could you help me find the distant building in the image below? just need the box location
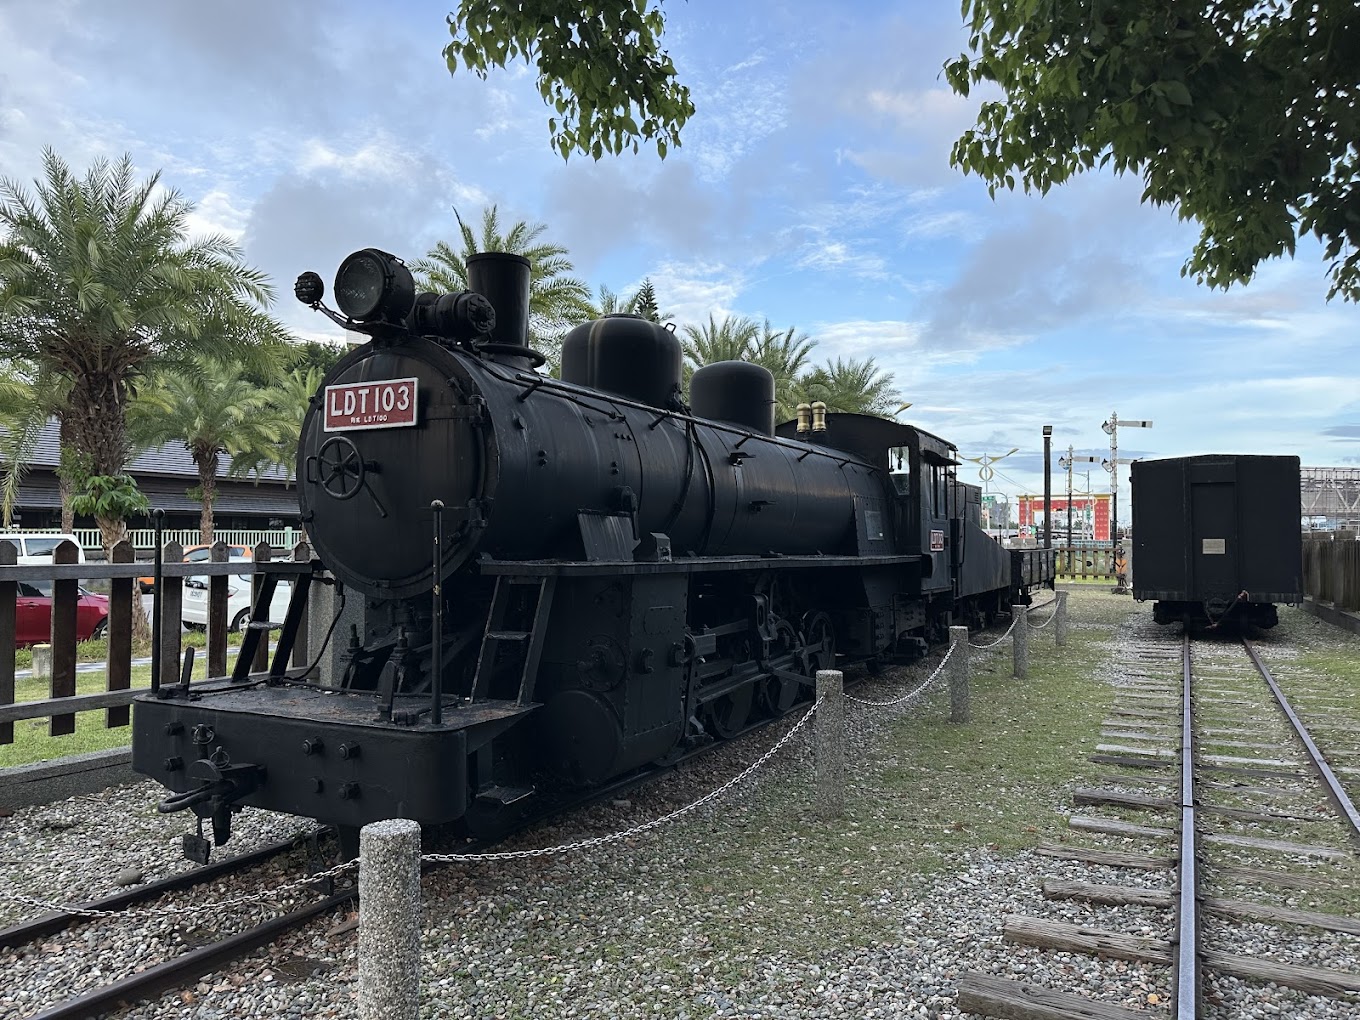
[1301,467,1360,531]
[0,419,300,536]
[1015,493,1112,543]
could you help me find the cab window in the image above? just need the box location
[888,446,911,496]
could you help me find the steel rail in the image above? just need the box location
[25,890,354,1020]
[16,683,823,1020]
[0,829,325,951]
[1175,633,1201,1020]
[1242,637,1360,844]
[20,650,924,1019]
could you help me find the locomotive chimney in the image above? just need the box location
[466,252,531,348]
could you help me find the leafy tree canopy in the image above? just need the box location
[414,205,592,370]
[945,0,1360,300]
[444,0,694,160]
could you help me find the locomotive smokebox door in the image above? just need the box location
[299,341,493,598]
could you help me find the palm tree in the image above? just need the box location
[128,356,286,543]
[228,364,326,484]
[679,314,759,370]
[749,321,816,423]
[798,356,901,416]
[0,364,77,528]
[413,205,592,367]
[584,278,676,323]
[584,283,637,319]
[0,148,287,553]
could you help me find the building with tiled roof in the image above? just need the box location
[2,419,300,534]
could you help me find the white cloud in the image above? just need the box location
[647,260,748,325]
[183,187,251,242]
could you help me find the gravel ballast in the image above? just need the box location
[2,588,1357,1019]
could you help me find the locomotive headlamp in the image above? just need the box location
[333,248,415,323]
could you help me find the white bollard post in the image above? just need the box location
[32,643,53,681]
[359,818,422,1020]
[1055,590,1069,648]
[948,625,970,723]
[1012,605,1029,680]
[814,669,844,819]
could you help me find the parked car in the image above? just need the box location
[140,544,253,593]
[16,581,109,645]
[0,533,87,565]
[182,571,292,633]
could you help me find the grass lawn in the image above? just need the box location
[1,629,249,768]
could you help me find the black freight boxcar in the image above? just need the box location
[1131,455,1302,629]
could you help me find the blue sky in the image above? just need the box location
[2,0,1357,523]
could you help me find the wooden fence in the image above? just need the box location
[1303,533,1360,611]
[1053,546,1120,581]
[0,539,314,748]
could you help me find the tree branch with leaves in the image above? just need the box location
[444,0,695,160]
[945,0,1360,300]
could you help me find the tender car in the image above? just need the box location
[16,581,109,645]
[140,544,253,593]
[181,569,292,633]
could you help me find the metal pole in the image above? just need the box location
[1065,445,1074,550]
[1109,411,1119,565]
[430,500,444,726]
[1043,428,1053,549]
[150,508,163,694]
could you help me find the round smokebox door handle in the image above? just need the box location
[317,435,366,500]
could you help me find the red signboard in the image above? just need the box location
[324,378,418,432]
[1017,494,1111,542]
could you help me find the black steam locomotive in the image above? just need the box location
[132,250,1054,857]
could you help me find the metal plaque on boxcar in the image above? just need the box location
[324,378,418,432]
[930,529,945,551]
[1201,537,1226,555]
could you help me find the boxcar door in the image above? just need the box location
[1189,459,1240,598]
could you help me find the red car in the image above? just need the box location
[15,582,110,646]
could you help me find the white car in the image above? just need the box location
[182,570,293,633]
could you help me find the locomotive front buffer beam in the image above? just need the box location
[133,684,532,862]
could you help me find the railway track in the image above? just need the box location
[960,629,1360,1018]
[9,657,882,1020]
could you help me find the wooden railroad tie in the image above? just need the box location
[1003,917,1360,998]
[956,972,1148,1020]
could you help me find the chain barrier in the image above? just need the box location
[0,856,358,920]
[843,642,954,707]
[970,616,1018,649]
[421,700,821,863]
[1027,598,1059,629]
[2,704,828,919]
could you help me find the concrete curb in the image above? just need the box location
[0,747,138,812]
[1300,597,1360,637]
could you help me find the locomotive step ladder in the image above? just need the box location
[470,575,557,706]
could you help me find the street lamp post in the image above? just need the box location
[1101,412,1152,591]
[965,448,1019,538]
[1042,426,1053,549]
